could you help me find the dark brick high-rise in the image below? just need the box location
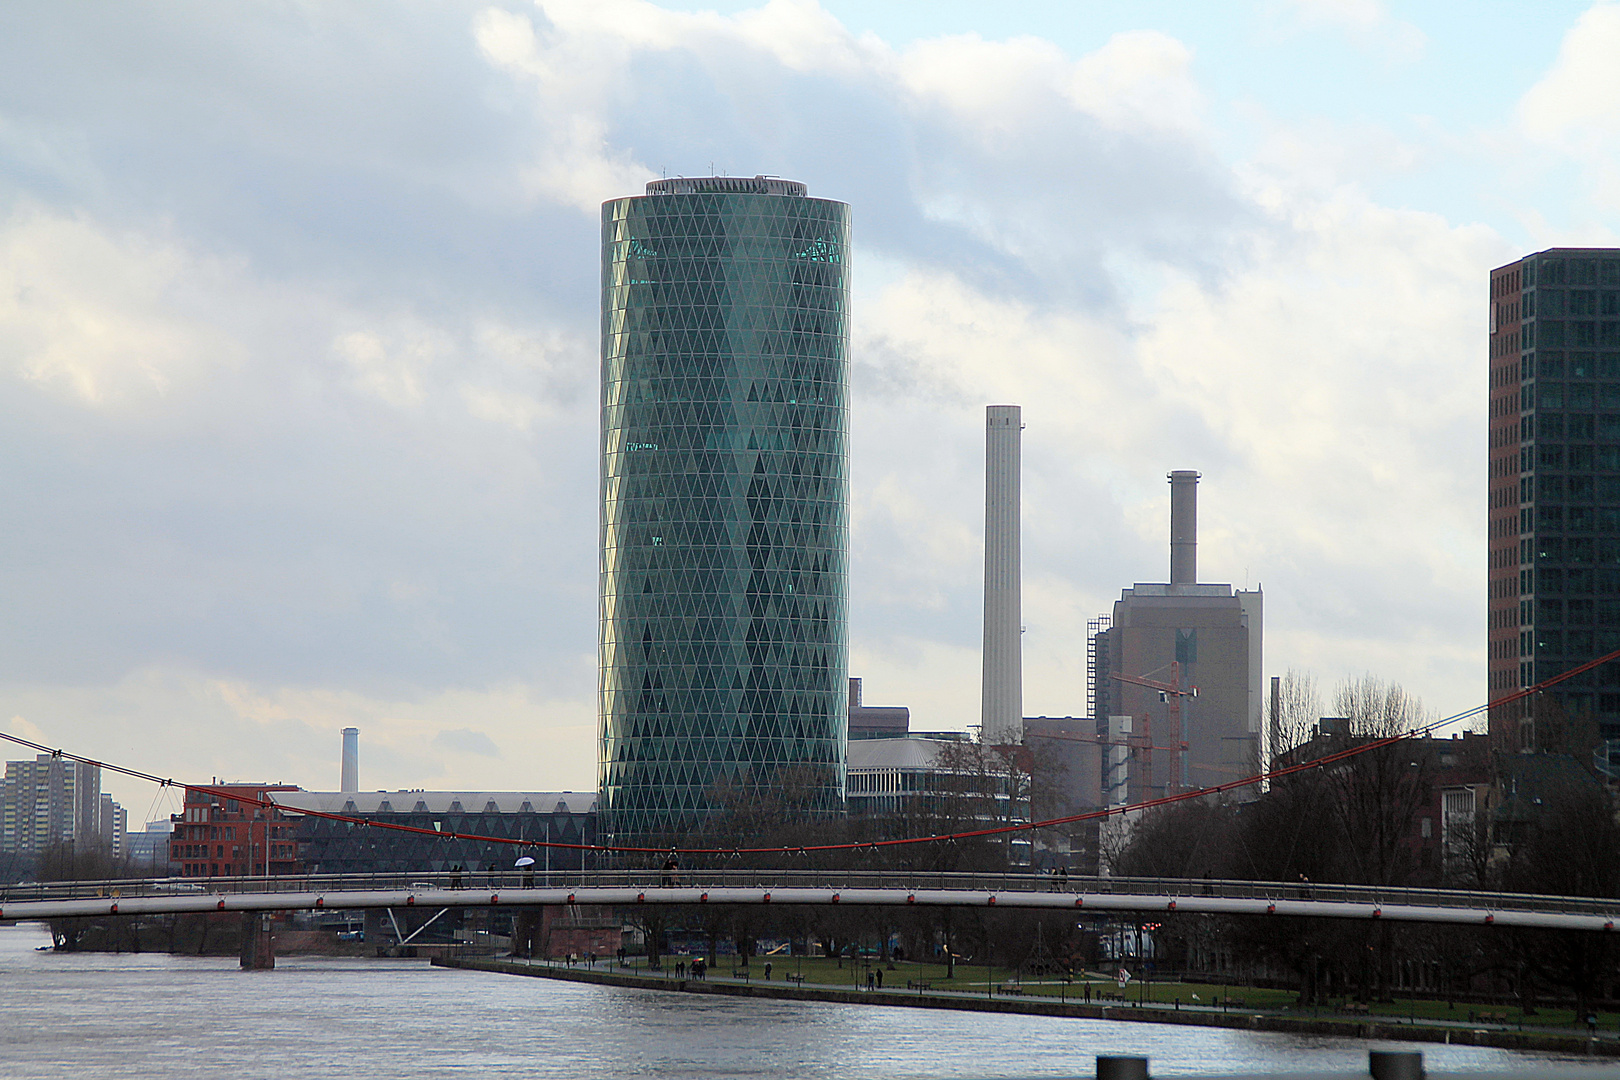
[1487,248,1620,756]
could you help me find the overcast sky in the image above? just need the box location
[2,1,1617,820]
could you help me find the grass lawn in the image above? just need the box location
[607,953,1620,1033]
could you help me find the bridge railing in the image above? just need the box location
[3,870,1618,918]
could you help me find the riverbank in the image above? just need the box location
[434,956,1620,1058]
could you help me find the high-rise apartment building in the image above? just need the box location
[598,176,851,844]
[1487,248,1620,752]
[1,754,103,855]
[98,793,126,858]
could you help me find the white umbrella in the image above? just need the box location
[515,856,536,867]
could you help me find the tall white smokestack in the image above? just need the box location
[1169,470,1199,587]
[982,405,1023,744]
[340,728,359,792]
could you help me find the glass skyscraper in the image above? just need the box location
[1486,248,1620,757]
[599,176,850,845]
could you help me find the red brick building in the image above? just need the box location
[169,782,303,878]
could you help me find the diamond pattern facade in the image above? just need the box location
[599,180,851,845]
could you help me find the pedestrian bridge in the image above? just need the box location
[5,871,1618,932]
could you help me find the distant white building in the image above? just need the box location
[846,738,1030,865]
[124,819,174,871]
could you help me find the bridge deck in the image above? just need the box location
[3,872,1617,931]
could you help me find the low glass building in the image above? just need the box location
[599,176,851,846]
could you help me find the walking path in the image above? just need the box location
[433,955,1620,1058]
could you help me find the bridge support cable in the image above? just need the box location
[1,645,1616,859]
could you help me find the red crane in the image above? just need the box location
[1110,663,1197,796]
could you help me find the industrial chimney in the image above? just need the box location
[1169,470,1199,587]
[340,728,359,792]
[982,405,1023,744]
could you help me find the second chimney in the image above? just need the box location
[340,727,359,793]
[1169,470,1199,586]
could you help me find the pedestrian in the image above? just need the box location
[866,971,875,991]
[764,961,772,981]
[661,853,679,888]
[450,864,463,889]
[1058,865,1070,890]
[875,969,883,990]
[1589,1013,1599,1037]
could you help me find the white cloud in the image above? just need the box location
[1518,2,1620,211]
[1270,0,1427,62]
[0,0,1549,797]
[0,206,243,405]
[3,666,596,811]
[432,727,503,757]
[333,328,435,408]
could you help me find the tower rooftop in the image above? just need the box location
[645,175,807,197]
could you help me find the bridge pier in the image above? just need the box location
[240,912,275,970]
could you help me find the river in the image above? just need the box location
[0,923,1611,1078]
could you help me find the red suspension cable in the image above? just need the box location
[2,646,1609,859]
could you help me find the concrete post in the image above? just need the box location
[240,912,275,970]
[1368,1050,1422,1080]
[1096,1056,1149,1080]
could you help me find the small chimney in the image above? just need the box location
[340,728,359,793]
[848,677,862,709]
[1169,470,1199,586]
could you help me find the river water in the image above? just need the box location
[0,923,1611,1079]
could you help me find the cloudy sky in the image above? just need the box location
[2,0,1616,819]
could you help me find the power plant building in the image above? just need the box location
[1090,472,1263,801]
[598,176,851,845]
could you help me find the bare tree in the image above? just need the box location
[1319,675,1435,888]
[1271,668,1322,757]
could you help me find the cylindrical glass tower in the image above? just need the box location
[599,176,850,846]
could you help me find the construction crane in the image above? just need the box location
[1110,663,1198,797]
